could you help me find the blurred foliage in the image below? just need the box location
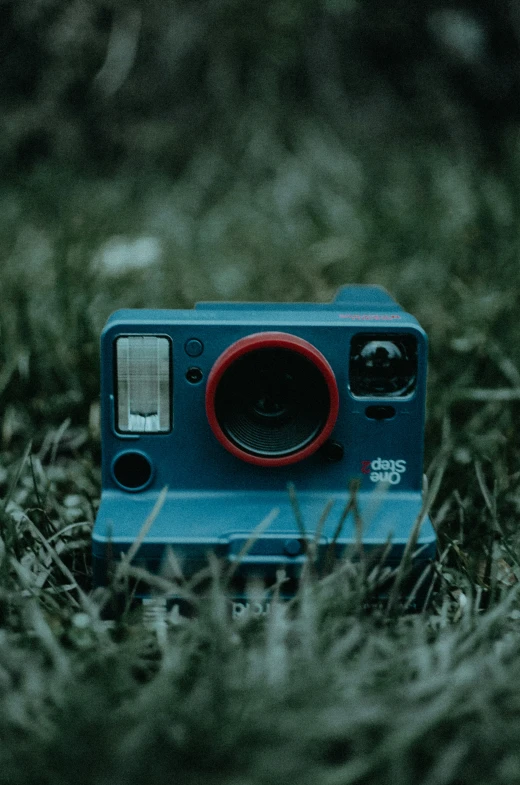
[2,0,520,174]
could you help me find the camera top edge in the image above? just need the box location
[103,285,424,336]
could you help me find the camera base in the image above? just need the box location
[92,489,436,605]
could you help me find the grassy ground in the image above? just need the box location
[2,111,520,783]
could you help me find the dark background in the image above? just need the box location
[2,0,520,175]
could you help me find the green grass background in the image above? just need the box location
[3,2,520,783]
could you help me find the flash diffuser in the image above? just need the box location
[116,336,171,432]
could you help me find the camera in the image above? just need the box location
[92,285,435,610]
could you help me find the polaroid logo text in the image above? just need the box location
[361,457,407,485]
[232,601,271,619]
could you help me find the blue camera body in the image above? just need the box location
[92,285,435,605]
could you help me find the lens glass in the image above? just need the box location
[214,348,331,457]
[349,334,417,397]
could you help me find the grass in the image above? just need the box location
[2,109,520,783]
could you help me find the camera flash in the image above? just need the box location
[116,336,171,432]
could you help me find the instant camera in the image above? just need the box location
[92,285,436,610]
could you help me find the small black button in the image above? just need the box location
[322,440,344,462]
[186,367,203,384]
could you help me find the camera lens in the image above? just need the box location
[206,333,339,465]
[349,334,417,397]
[216,349,329,456]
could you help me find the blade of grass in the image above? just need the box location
[225,506,280,582]
[386,449,449,617]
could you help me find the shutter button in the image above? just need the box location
[185,339,203,357]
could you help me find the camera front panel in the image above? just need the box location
[99,316,427,496]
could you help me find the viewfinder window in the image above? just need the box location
[349,334,417,397]
[116,336,171,432]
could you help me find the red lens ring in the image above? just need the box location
[205,332,339,466]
